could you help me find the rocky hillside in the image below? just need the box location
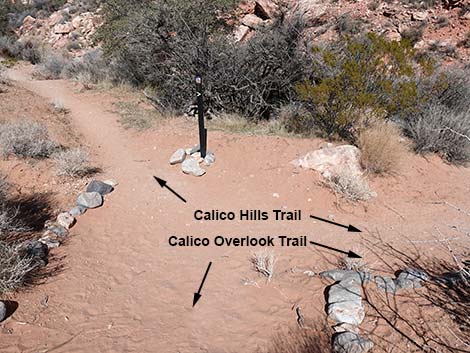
[13,0,470,64]
[14,0,101,55]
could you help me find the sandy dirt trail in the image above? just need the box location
[2,67,470,353]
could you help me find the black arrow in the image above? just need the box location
[310,215,361,232]
[193,261,212,307]
[309,241,361,258]
[153,176,186,203]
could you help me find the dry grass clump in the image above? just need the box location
[0,120,57,159]
[325,170,376,202]
[52,147,94,177]
[358,122,406,174]
[0,241,35,294]
[251,248,276,281]
[51,99,68,114]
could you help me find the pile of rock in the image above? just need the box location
[375,268,429,293]
[169,145,215,177]
[22,179,117,265]
[320,269,374,353]
[17,8,101,53]
[234,0,279,42]
[320,267,430,352]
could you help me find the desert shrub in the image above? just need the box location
[278,103,315,136]
[36,52,68,79]
[358,122,406,174]
[404,103,470,164]
[297,33,431,141]
[251,249,276,281]
[0,241,35,294]
[62,49,108,84]
[99,0,307,118]
[0,120,57,159]
[400,25,425,45]
[66,40,81,51]
[0,35,15,57]
[324,170,376,201]
[367,0,380,11]
[52,148,93,177]
[435,16,450,29]
[336,14,364,35]
[458,31,470,48]
[51,99,68,114]
[0,36,41,64]
[16,38,42,64]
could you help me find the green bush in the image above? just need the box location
[296,33,432,140]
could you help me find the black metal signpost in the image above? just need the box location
[195,74,207,158]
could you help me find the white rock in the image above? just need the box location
[182,158,206,177]
[170,148,186,165]
[241,14,264,29]
[57,212,75,229]
[234,25,251,42]
[203,152,216,166]
[103,179,119,187]
[39,236,61,249]
[54,23,74,34]
[293,145,363,179]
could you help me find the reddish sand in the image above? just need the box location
[0,64,469,353]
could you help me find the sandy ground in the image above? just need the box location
[0,64,469,353]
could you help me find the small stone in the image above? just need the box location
[182,158,206,177]
[412,11,428,21]
[86,180,114,195]
[39,236,61,249]
[103,179,118,187]
[0,302,6,322]
[375,276,397,293]
[189,144,200,154]
[234,25,251,42]
[204,152,216,166]
[395,268,428,289]
[333,331,374,353]
[49,225,68,238]
[69,205,87,216]
[57,212,75,229]
[77,192,103,209]
[24,241,49,262]
[170,148,186,165]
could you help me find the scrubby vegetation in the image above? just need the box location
[1,0,469,169]
[0,120,57,159]
[324,169,376,202]
[93,0,469,166]
[358,122,406,174]
[53,147,94,177]
[0,175,45,294]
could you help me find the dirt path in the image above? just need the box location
[2,66,470,353]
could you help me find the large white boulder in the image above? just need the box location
[293,144,363,179]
